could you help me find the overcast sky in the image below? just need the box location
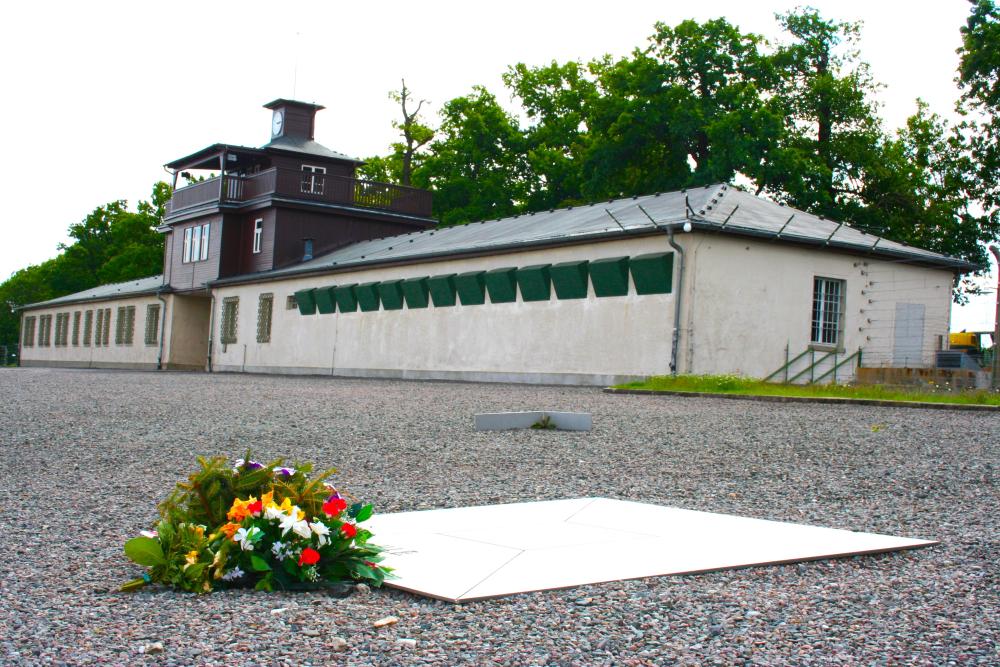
[1,0,995,330]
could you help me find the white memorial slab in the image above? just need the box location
[367,498,937,602]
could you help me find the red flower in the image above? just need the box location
[246,500,263,516]
[322,498,347,516]
[340,523,357,538]
[365,560,379,570]
[298,547,320,566]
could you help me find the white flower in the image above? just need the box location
[234,526,261,551]
[222,566,245,581]
[279,510,311,539]
[292,520,312,540]
[310,521,330,547]
[271,541,286,557]
[265,506,285,521]
[139,530,158,538]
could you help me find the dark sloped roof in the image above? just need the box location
[261,135,362,164]
[217,184,973,285]
[23,275,166,310]
[165,144,265,170]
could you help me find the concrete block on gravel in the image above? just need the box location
[474,411,592,431]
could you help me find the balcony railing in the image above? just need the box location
[165,168,433,218]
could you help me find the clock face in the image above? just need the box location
[271,110,284,136]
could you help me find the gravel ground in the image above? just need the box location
[1,367,997,666]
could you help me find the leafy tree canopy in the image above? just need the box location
[362,6,999,301]
[0,182,169,349]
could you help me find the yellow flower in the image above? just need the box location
[194,526,205,538]
[185,550,199,566]
[261,490,275,508]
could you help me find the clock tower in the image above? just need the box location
[263,99,325,141]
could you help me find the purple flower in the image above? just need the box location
[273,466,296,477]
[326,490,343,502]
[232,458,264,473]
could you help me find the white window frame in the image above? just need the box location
[252,219,263,254]
[190,224,202,262]
[182,228,192,263]
[200,223,211,261]
[811,277,845,349]
[301,165,326,195]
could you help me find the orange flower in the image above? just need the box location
[220,522,241,538]
[227,496,258,522]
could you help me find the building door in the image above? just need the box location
[892,303,925,367]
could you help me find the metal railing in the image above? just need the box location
[765,345,863,384]
[165,168,433,218]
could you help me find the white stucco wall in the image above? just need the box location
[211,232,954,384]
[683,235,954,380]
[20,294,168,369]
[210,236,679,385]
[19,232,956,384]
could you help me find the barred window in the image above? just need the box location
[83,310,94,346]
[101,308,111,346]
[286,294,298,310]
[96,309,105,347]
[22,316,36,347]
[114,306,136,345]
[257,293,274,343]
[124,306,135,345]
[105,308,112,346]
[811,277,845,347]
[54,313,70,346]
[145,304,161,346]
[115,307,126,345]
[221,297,239,345]
[72,311,81,346]
[38,314,52,347]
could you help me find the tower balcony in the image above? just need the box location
[164,167,433,221]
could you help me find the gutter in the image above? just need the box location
[206,293,216,373]
[162,195,435,227]
[156,289,168,370]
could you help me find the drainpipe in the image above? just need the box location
[666,224,687,376]
[990,245,1000,390]
[156,290,168,370]
[637,204,689,377]
[206,293,216,373]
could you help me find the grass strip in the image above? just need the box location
[613,374,1000,406]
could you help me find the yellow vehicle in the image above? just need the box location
[948,331,995,368]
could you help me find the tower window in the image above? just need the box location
[253,219,263,254]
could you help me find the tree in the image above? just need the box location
[0,182,169,349]
[648,18,780,185]
[856,102,996,284]
[768,8,883,217]
[503,60,598,209]
[415,87,530,226]
[357,81,434,186]
[957,0,1000,217]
